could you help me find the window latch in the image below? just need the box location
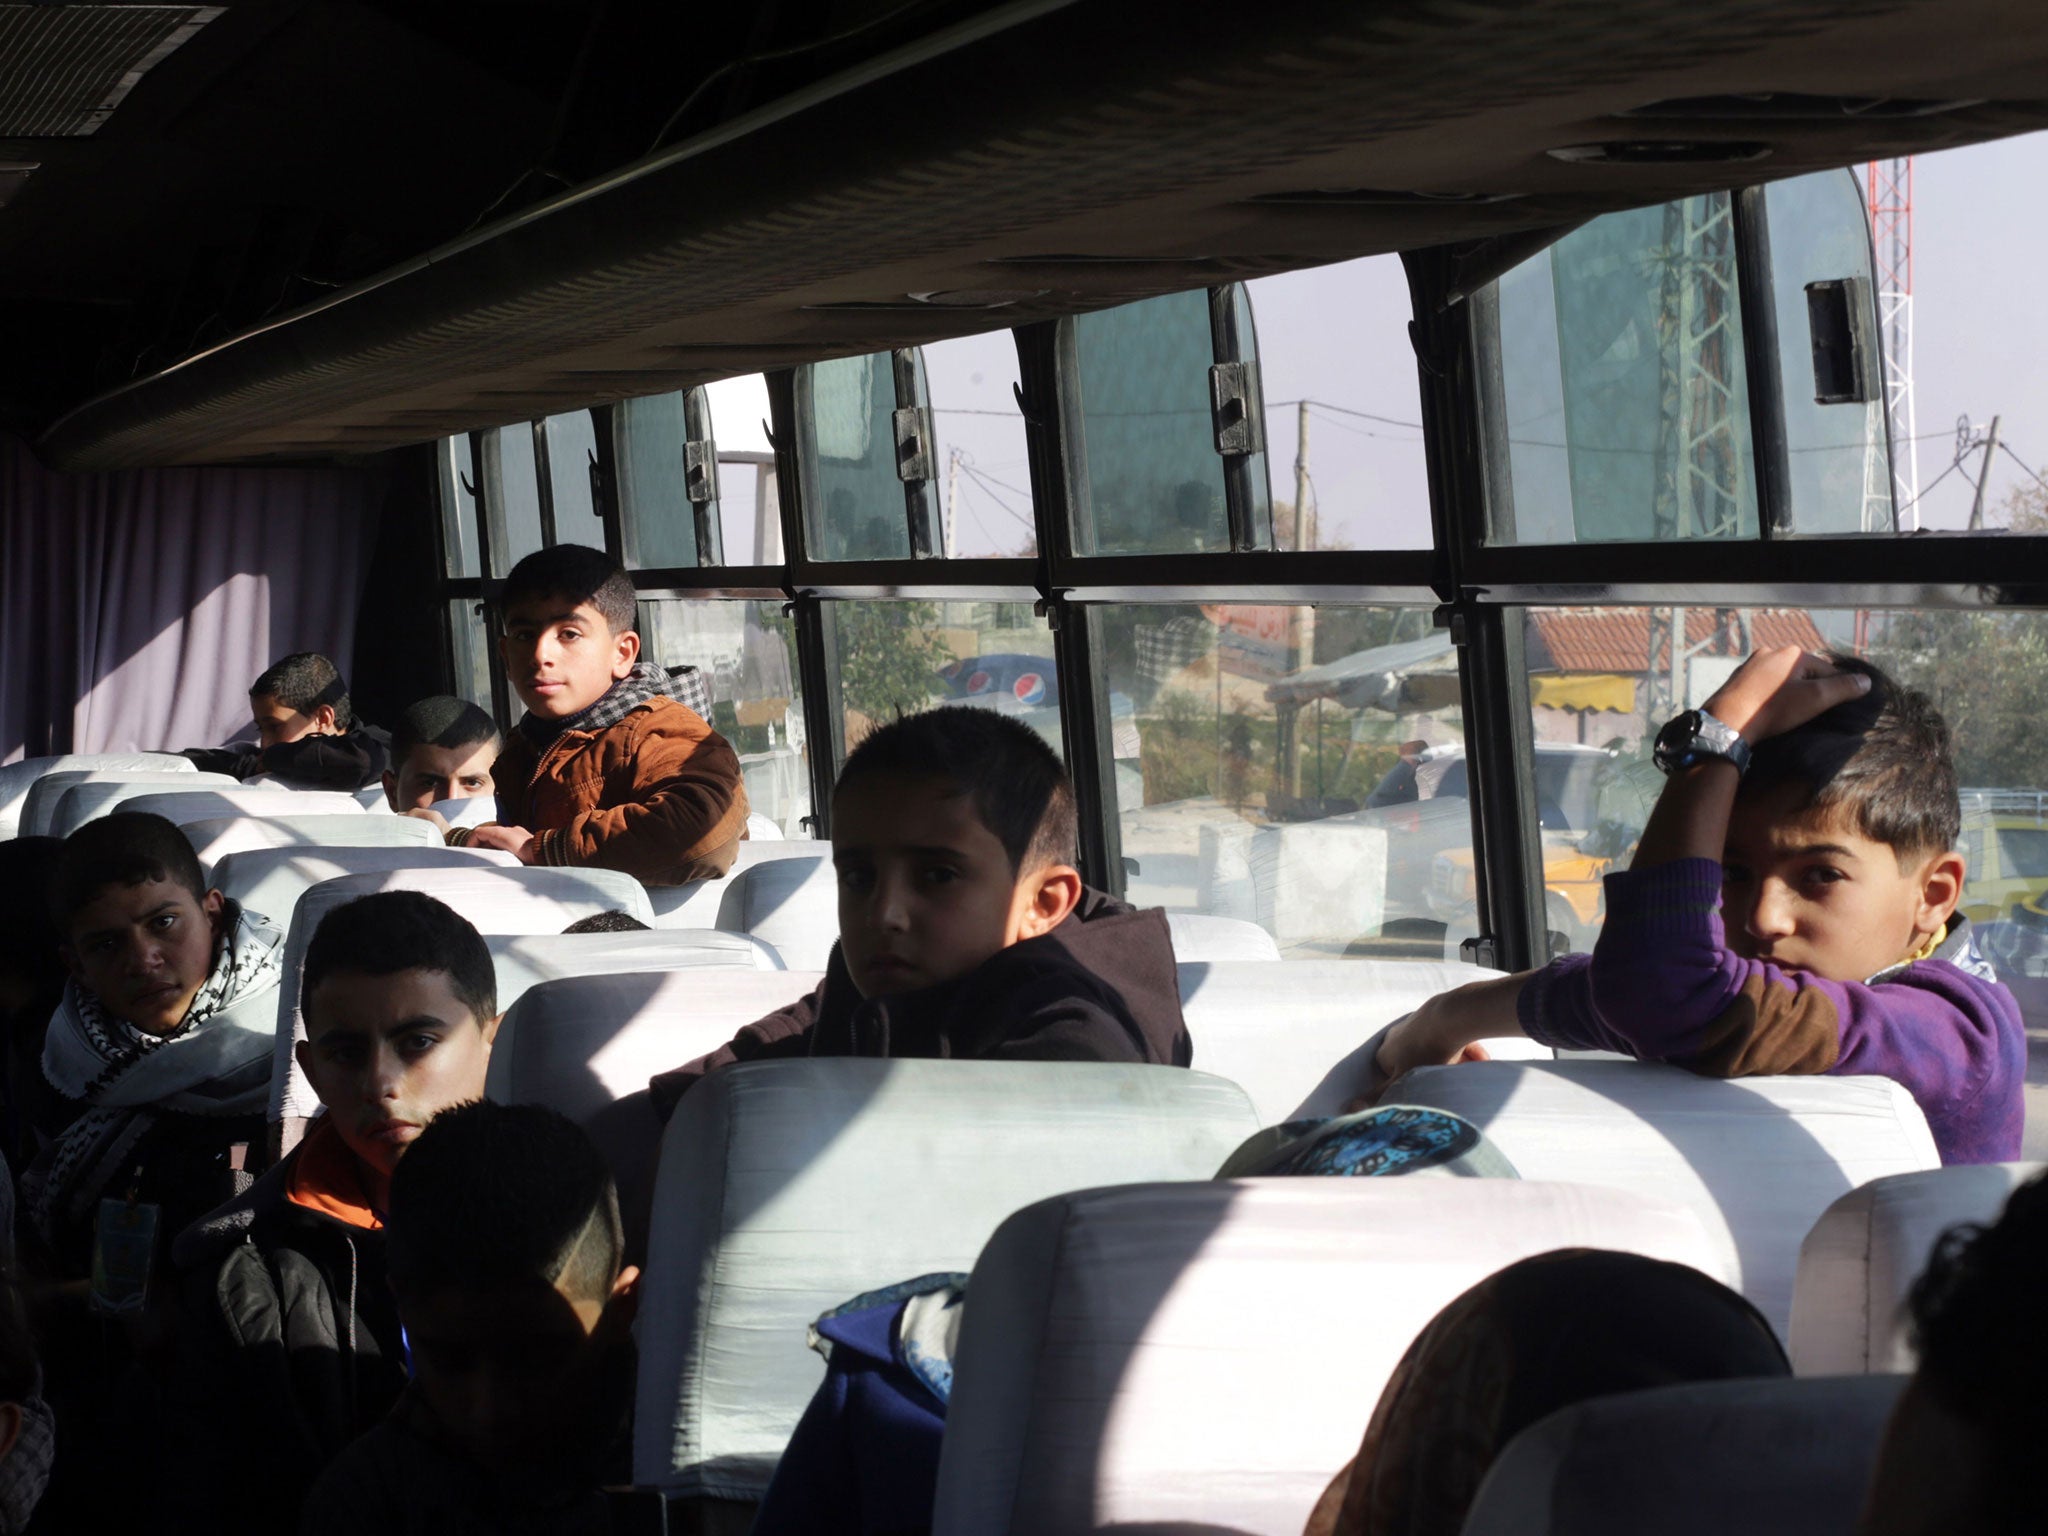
[1459,934,1499,968]
[894,406,935,483]
[1209,360,1266,456]
[684,440,720,506]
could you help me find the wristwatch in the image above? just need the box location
[1653,708,1752,777]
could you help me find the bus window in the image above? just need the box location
[707,374,777,565]
[827,600,1056,765]
[1096,603,1461,958]
[1069,289,1229,555]
[924,332,1035,557]
[482,423,545,569]
[543,409,605,552]
[447,599,494,711]
[437,436,481,578]
[1243,254,1432,550]
[799,351,915,561]
[1474,605,2048,966]
[1475,192,1761,545]
[1765,170,1892,534]
[616,391,701,569]
[639,598,812,836]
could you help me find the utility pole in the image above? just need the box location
[1290,399,1316,797]
[944,445,961,557]
[1970,415,2001,531]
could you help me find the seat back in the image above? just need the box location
[270,864,654,1122]
[183,814,443,863]
[1180,959,1549,1123]
[431,794,499,829]
[931,1179,1728,1536]
[1164,911,1283,961]
[635,1058,1262,1500]
[210,845,520,935]
[1790,1161,2045,1374]
[1391,1061,1941,1337]
[113,787,367,834]
[0,752,194,837]
[712,853,837,966]
[27,769,236,836]
[1459,1375,1904,1536]
[652,841,828,930]
[486,932,790,1023]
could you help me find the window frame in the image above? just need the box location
[423,184,2048,967]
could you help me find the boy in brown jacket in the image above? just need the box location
[453,545,747,885]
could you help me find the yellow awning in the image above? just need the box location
[1531,673,1636,712]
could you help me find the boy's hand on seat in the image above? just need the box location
[1702,646,1871,744]
[1346,973,1528,1110]
[467,824,537,863]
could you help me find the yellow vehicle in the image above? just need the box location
[1957,793,2048,925]
[1431,835,1619,960]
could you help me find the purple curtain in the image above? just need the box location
[2,434,380,763]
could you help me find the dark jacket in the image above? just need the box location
[165,1124,406,1532]
[650,888,1191,1118]
[301,1385,613,1536]
[183,723,391,792]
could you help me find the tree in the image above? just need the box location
[832,602,953,738]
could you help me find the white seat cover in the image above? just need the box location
[636,1058,1262,1500]
[1391,1061,1941,1337]
[28,769,237,837]
[932,1179,1729,1536]
[1164,911,1283,961]
[745,812,785,841]
[183,814,443,862]
[486,932,791,1026]
[0,752,194,837]
[429,794,499,830]
[1790,1160,2044,1374]
[114,787,367,833]
[270,864,654,1121]
[1460,1375,1904,1536]
[654,841,828,931]
[1181,959,1549,1123]
[210,845,520,935]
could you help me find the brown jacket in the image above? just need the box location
[477,696,748,886]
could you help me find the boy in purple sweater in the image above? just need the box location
[1372,647,2024,1165]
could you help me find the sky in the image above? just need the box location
[701,126,2048,550]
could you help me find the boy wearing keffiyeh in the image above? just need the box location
[25,812,280,1287]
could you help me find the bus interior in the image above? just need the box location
[7,1,2048,1532]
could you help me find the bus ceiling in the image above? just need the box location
[11,0,2048,471]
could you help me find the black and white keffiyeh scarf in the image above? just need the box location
[516,660,712,751]
[24,903,282,1238]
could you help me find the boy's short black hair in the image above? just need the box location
[49,813,207,933]
[390,695,500,770]
[561,910,650,934]
[1740,654,1959,862]
[387,1100,623,1306]
[1907,1171,2048,1530]
[499,545,637,637]
[301,891,497,1026]
[252,652,353,730]
[836,706,1077,875]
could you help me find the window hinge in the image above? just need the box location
[1459,934,1499,968]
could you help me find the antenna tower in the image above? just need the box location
[1868,158,1917,530]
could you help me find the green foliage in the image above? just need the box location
[834,602,952,730]
[1868,610,2048,791]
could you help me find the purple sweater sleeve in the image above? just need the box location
[1517,857,2025,1164]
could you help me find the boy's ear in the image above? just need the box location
[311,703,340,735]
[609,626,641,679]
[294,1036,314,1084]
[1915,848,1967,935]
[202,888,227,928]
[381,769,400,811]
[1015,863,1084,942]
[600,1264,642,1338]
[479,1011,503,1049]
